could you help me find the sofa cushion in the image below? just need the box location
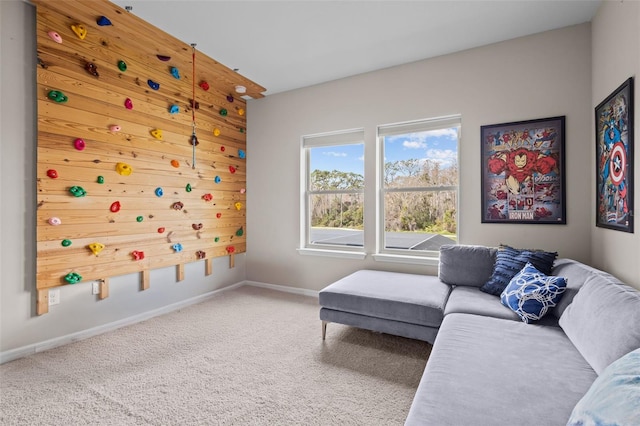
[444,286,521,321]
[559,273,640,375]
[438,244,497,287]
[318,270,451,328]
[500,262,567,323]
[550,258,605,318]
[405,313,596,426]
[567,348,640,426]
[480,245,557,296]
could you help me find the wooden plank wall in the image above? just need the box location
[34,0,265,314]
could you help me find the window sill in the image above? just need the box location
[297,248,367,260]
[372,253,439,266]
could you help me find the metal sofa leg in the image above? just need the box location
[322,321,328,340]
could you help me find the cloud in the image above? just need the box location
[403,140,427,149]
[323,151,347,157]
[425,149,457,167]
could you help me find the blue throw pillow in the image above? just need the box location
[480,245,557,296]
[567,348,640,426]
[500,262,567,323]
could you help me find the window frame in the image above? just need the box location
[374,115,461,264]
[298,128,367,259]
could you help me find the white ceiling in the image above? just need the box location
[111,0,601,96]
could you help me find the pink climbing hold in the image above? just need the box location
[109,125,121,132]
[48,31,63,44]
[74,138,86,150]
[124,98,133,110]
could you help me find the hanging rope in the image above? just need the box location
[190,43,198,169]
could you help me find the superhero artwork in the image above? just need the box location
[595,77,634,233]
[481,116,566,224]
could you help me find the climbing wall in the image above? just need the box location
[34,0,265,314]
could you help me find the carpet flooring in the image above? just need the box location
[0,286,431,425]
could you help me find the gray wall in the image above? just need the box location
[591,0,640,287]
[0,0,247,355]
[247,23,595,292]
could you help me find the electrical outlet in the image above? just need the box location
[92,282,100,295]
[48,289,60,306]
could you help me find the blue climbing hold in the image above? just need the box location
[170,67,180,79]
[172,243,183,253]
[96,16,112,26]
[169,105,180,114]
[214,176,221,184]
[155,187,163,197]
[147,79,160,90]
[238,149,246,159]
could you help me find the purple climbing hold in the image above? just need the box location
[157,55,171,61]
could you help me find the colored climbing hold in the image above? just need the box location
[192,223,203,230]
[170,159,179,168]
[124,98,133,110]
[85,62,99,77]
[132,250,145,260]
[147,79,160,90]
[185,183,192,192]
[96,16,112,26]
[136,216,143,222]
[214,176,221,184]
[157,227,165,233]
[219,108,228,116]
[236,227,244,237]
[74,138,86,150]
[88,242,105,256]
[169,105,180,114]
[170,67,180,79]
[220,146,226,152]
[214,237,220,242]
[118,60,127,72]
[97,176,104,184]
[172,202,184,210]
[172,243,183,252]
[115,162,132,176]
[196,251,206,260]
[48,90,68,103]
[199,81,210,91]
[237,108,245,116]
[226,95,234,103]
[213,128,221,137]
[240,188,246,194]
[109,125,121,132]
[69,186,87,197]
[157,55,171,61]
[70,24,87,40]
[64,272,82,284]
[48,217,62,226]
[239,128,245,134]
[110,201,121,213]
[202,193,213,202]
[155,187,163,197]
[47,169,58,179]
[238,149,246,159]
[226,246,235,254]
[229,166,236,174]
[216,213,222,219]
[48,31,63,43]
[234,202,242,211]
[61,239,72,247]
[150,129,162,140]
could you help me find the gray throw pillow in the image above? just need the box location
[439,244,497,287]
[559,273,640,375]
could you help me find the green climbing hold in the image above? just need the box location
[64,272,82,284]
[61,239,72,247]
[69,186,87,197]
[136,216,143,222]
[118,60,127,72]
[214,237,220,242]
[219,108,228,117]
[48,90,68,103]
[186,183,192,192]
[97,176,104,184]
[236,227,244,237]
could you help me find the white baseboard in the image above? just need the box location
[0,281,245,365]
[244,280,320,298]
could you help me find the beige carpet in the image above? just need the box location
[0,286,431,425]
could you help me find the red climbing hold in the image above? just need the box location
[199,81,210,91]
[157,227,165,233]
[47,169,58,179]
[74,138,86,150]
[226,246,235,254]
[216,213,222,219]
[132,250,145,260]
[124,98,133,110]
[110,201,121,213]
[202,193,213,202]
[229,165,236,174]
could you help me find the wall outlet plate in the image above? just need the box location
[48,289,60,306]
[92,282,100,295]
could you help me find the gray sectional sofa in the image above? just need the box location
[319,244,640,425]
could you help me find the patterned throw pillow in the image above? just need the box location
[480,245,558,296]
[500,262,567,323]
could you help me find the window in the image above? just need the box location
[300,129,366,257]
[376,116,460,260]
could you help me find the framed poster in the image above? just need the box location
[595,77,634,233]
[481,116,566,224]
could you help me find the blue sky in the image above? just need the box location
[310,128,458,175]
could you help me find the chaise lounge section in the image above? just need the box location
[319,244,640,425]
